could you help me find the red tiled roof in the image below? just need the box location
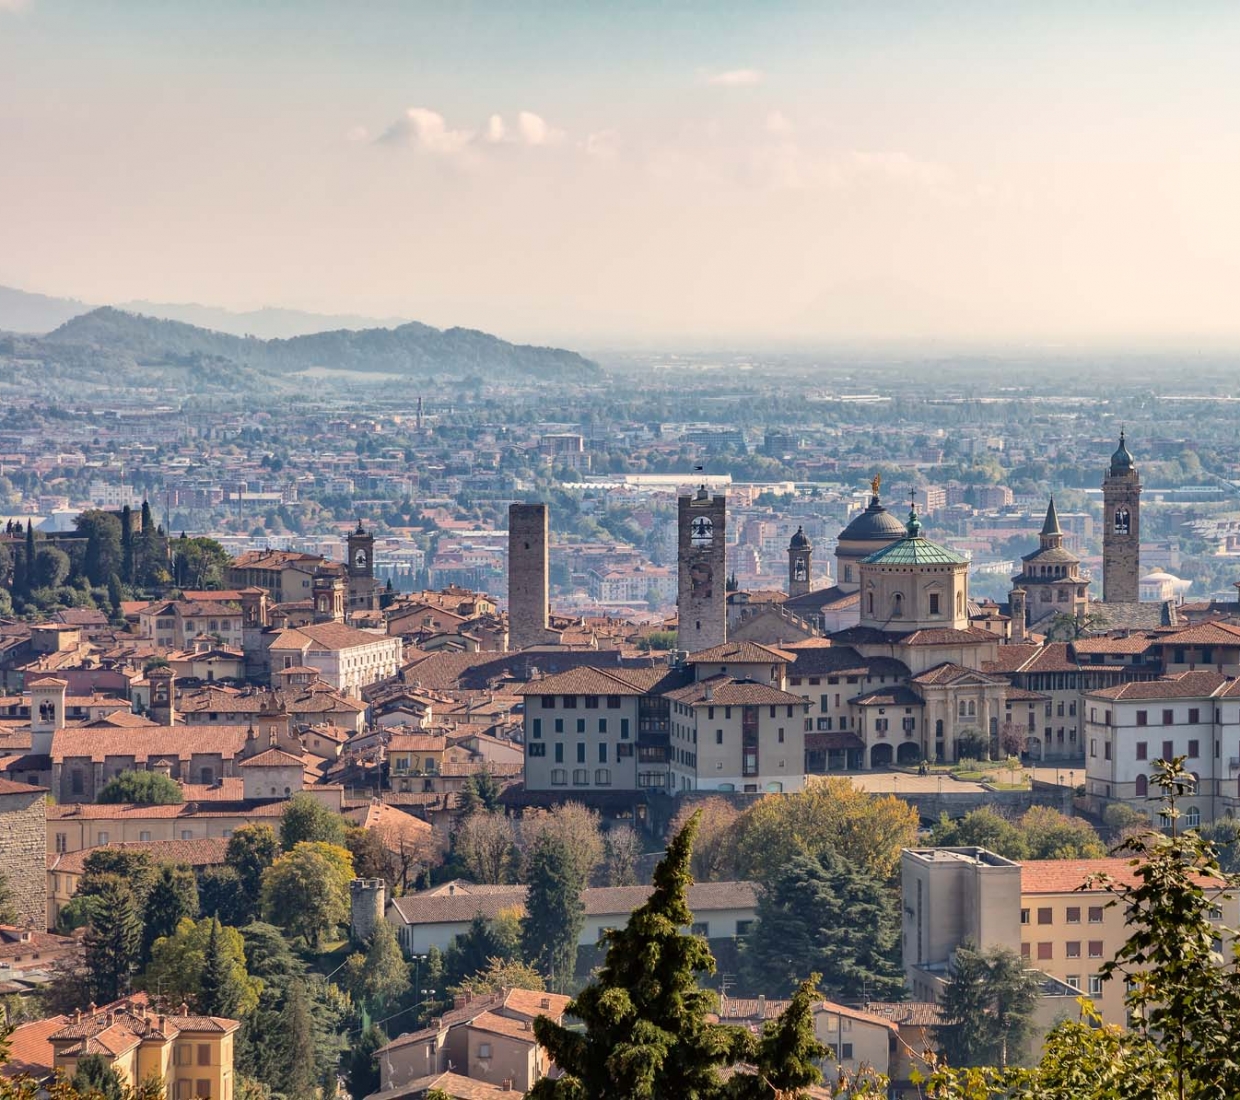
[687,641,796,664]
[664,676,808,707]
[237,748,304,768]
[1087,670,1229,701]
[3,1014,68,1079]
[51,837,230,876]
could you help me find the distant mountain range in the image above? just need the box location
[0,289,598,394]
[0,284,410,339]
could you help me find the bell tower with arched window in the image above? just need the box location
[1102,430,1141,604]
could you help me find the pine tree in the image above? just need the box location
[725,976,827,1100]
[142,863,199,961]
[520,831,586,992]
[84,877,143,1003]
[937,942,1040,1068]
[345,1024,386,1099]
[121,504,135,584]
[276,980,320,1100]
[530,813,745,1100]
[72,1053,125,1100]
[200,915,245,1018]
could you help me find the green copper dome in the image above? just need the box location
[862,511,966,566]
[1110,429,1134,475]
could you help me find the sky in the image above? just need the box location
[2,1,1240,350]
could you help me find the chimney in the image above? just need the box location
[454,994,467,1010]
[757,994,766,1017]
[704,684,713,702]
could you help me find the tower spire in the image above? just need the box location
[1040,497,1061,537]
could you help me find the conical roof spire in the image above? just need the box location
[1040,497,1061,537]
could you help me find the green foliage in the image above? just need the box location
[78,849,158,907]
[742,851,903,1001]
[931,805,1105,861]
[936,942,1041,1069]
[279,793,347,851]
[260,841,354,947]
[520,830,586,992]
[0,870,14,925]
[75,510,123,586]
[170,535,231,589]
[32,546,70,589]
[530,813,746,1100]
[448,956,546,999]
[1195,816,1240,874]
[345,1024,387,1100]
[225,824,280,921]
[143,915,261,1016]
[341,919,410,1014]
[71,1053,124,1100]
[732,780,920,883]
[84,877,143,1004]
[344,825,388,883]
[443,911,523,990]
[97,770,184,805]
[142,863,199,961]
[458,768,503,815]
[196,865,250,927]
[724,975,827,1100]
[274,980,320,1100]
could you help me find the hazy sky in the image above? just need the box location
[3,1,1240,349]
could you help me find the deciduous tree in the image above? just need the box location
[97,770,184,805]
[261,841,354,947]
[279,793,347,851]
[453,810,517,884]
[670,797,740,882]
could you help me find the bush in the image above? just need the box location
[97,770,184,805]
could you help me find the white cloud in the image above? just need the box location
[345,125,370,143]
[485,114,507,143]
[765,110,793,135]
[705,68,764,87]
[379,107,475,154]
[517,111,563,146]
[583,129,621,160]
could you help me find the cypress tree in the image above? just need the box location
[84,877,143,1003]
[520,831,586,993]
[142,863,199,962]
[200,915,244,1018]
[725,976,827,1100]
[276,980,319,1100]
[121,504,134,584]
[531,813,746,1100]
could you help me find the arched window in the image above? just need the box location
[891,592,904,618]
[868,592,874,615]
[967,700,976,718]
[958,701,968,718]
[935,719,944,737]
[1135,774,1148,797]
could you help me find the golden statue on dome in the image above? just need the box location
[871,472,881,497]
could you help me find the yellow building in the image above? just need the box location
[7,994,241,1098]
[387,733,448,789]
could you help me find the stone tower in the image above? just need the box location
[1102,430,1141,604]
[30,676,66,756]
[788,527,813,598]
[350,877,387,943]
[678,487,727,652]
[1011,498,1089,628]
[347,521,379,613]
[312,575,346,623]
[508,503,549,651]
[148,666,176,727]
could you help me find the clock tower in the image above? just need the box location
[346,520,380,613]
[677,486,727,652]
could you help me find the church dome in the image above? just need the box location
[788,526,812,550]
[1110,429,1134,475]
[839,497,907,543]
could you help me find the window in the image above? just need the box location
[97,831,109,845]
[554,718,564,733]
[139,830,152,842]
[595,768,611,786]
[181,830,193,840]
[1038,907,1052,925]
[1162,709,1174,725]
[55,833,66,853]
[554,743,564,763]
[1189,708,1200,724]
[532,718,542,739]
[1090,739,1096,758]
[1089,906,1104,923]
[478,1043,492,1058]
[716,730,723,744]
[620,718,630,739]
[528,743,546,757]
[576,743,586,763]
[1089,975,1103,996]
[1037,942,1052,960]
[1136,741,1147,760]
[841,1043,854,1060]
[572,768,589,785]
[1163,741,1174,761]
[585,695,598,709]
[1066,941,1081,958]
[929,593,940,615]
[1020,908,1030,925]
[778,728,785,743]
[1066,975,1081,990]
[1089,941,1104,958]
[198,1044,211,1066]
[598,718,608,734]
[691,921,710,937]
[1188,739,1199,759]
[1066,906,1080,924]
[576,718,586,734]
[1105,742,1112,761]
[1136,710,1147,726]
[607,695,621,709]
[1020,942,1030,959]
[550,768,567,786]
[563,695,577,708]
[598,743,608,764]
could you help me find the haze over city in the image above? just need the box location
[4,1,1240,348]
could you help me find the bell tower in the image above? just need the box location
[1102,430,1141,604]
[346,520,379,613]
[787,527,812,598]
[677,486,727,652]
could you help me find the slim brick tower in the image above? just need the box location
[508,503,549,651]
[678,486,727,652]
[1102,430,1141,604]
[787,526,813,598]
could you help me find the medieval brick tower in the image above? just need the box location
[508,503,550,651]
[347,521,379,613]
[677,486,727,652]
[787,526,812,598]
[1102,430,1141,604]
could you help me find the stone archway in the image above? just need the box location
[897,742,922,766]
[871,743,894,768]
[1024,736,1043,760]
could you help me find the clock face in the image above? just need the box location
[354,548,368,567]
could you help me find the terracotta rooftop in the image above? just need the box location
[50,837,230,876]
[664,676,809,707]
[686,640,796,664]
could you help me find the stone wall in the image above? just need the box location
[0,783,48,929]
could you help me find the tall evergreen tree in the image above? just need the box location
[276,980,320,1100]
[937,942,1040,1068]
[345,1024,387,1099]
[121,504,135,584]
[520,831,586,992]
[725,976,828,1100]
[742,851,903,1001]
[72,1053,125,1100]
[530,813,746,1100]
[142,862,199,961]
[84,877,143,1003]
[200,915,245,1018]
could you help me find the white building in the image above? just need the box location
[267,621,402,697]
